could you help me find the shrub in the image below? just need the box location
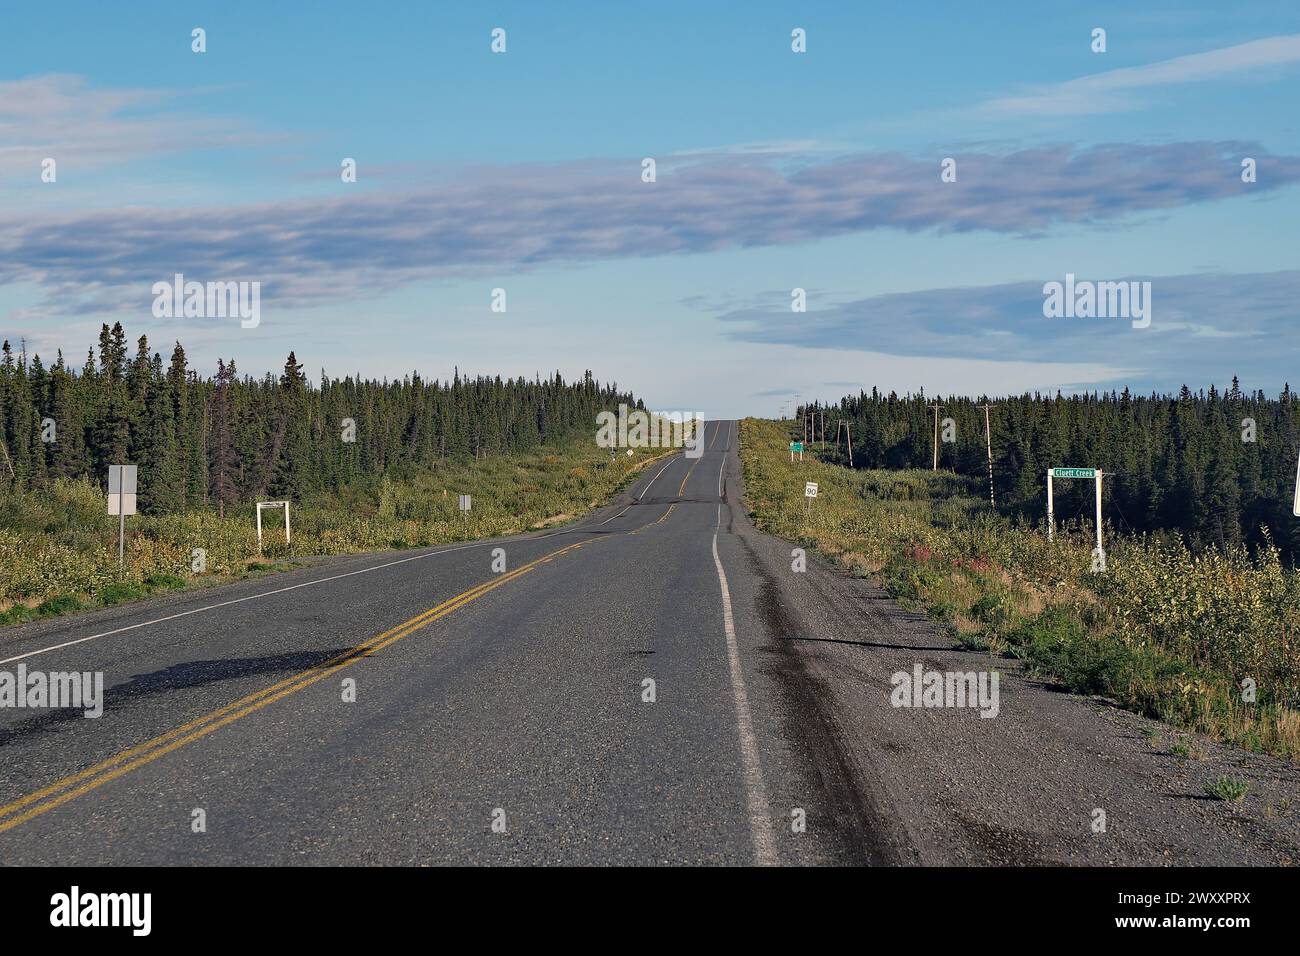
[1204,775,1249,803]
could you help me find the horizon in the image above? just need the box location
[8,321,1299,409]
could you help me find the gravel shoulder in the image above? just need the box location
[729,454,1300,866]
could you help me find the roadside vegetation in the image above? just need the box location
[809,382,1300,563]
[740,417,1300,760]
[0,438,667,628]
[0,321,669,629]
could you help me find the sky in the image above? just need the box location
[2,1,1299,419]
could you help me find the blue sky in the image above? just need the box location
[2,1,1299,417]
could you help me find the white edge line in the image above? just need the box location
[717,423,728,497]
[711,475,776,866]
[598,504,629,528]
[637,455,679,501]
[0,538,509,666]
[716,420,732,497]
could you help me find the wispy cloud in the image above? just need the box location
[717,270,1300,390]
[0,74,260,177]
[2,141,1295,317]
[981,34,1300,116]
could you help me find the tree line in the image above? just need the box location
[804,381,1300,560]
[0,323,639,515]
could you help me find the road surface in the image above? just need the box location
[2,420,1299,865]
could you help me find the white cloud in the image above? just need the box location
[4,141,1292,317]
[0,74,260,177]
[983,34,1300,116]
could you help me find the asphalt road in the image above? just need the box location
[2,420,1299,866]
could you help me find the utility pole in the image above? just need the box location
[837,420,854,468]
[928,403,943,471]
[820,410,826,450]
[978,403,995,507]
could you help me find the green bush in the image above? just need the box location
[36,594,84,616]
[1204,775,1249,802]
[98,582,147,606]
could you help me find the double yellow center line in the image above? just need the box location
[0,537,590,834]
[0,451,709,835]
[677,455,702,495]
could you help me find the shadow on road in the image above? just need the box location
[0,647,355,747]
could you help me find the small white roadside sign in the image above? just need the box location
[107,464,137,516]
[805,481,818,498]
[107,464,137,567]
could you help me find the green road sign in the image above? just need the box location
[790,442,803,453]
[1052,467,1096,478]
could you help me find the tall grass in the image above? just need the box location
[740,417,1300,760]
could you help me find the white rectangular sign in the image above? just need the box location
[459,494,472,512]
[805,482,818,498]
[107,464,137,494]
[107,465,137,516]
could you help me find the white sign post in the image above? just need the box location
[256,501,291,554]
[804,480,818,519]
[1292,449,1300,517]
[107,464,137,567]
[1046,468,1105,565]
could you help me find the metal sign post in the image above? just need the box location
[107,465,138,567]
[1292,448,1300,516]
[1094,471,1104,559]
[1046,469,1053,539]
[929,404,943,471]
